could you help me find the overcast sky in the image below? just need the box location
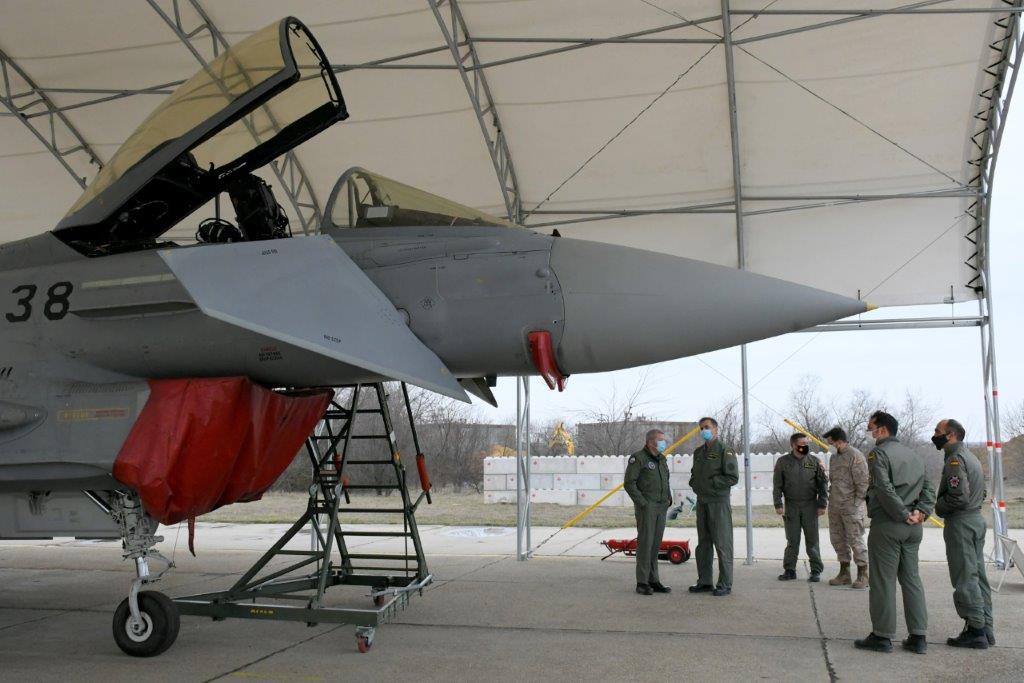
[474,104,1024,445]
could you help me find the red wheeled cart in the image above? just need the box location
[600,538,691,564]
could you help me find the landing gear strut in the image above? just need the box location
[88,490,178,656]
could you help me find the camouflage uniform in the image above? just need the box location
[828,444,869,572]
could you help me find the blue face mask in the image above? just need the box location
[700,428,713,441]
[655,439,668,453]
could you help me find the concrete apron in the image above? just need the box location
[1,527,1022,681]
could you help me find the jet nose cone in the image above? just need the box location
[550,238,868,374]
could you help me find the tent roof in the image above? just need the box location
[1,1,1019,307]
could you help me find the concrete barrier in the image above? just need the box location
[483,453,827,507]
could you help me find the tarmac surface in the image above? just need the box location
[1,523,1023,682]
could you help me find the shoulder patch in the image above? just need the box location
[646,461,656,470]
[867,451,876,462]
[948,475,960,489]
[948,459,960,466]
[628,456,636,464]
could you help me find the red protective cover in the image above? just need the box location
[113,378,331,525]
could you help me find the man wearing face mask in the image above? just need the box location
[688,417,739,596]
[822,426,869,589]
[623,429,673,595]
[932,419,994,649]
[773,433,829,582]
[855,410,936,655]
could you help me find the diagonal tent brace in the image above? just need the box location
[0,46,102,189]
[145,0,324,235]
[428,0,524,223]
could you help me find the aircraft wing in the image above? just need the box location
[159,236,469,402]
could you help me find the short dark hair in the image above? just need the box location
[790,432,808,446]
[698,417,719,428]
[945,419,966,441]
[870,410,899,436]
[823,426,847,443]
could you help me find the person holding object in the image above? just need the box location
[623,429,672,596]
[822,426,869,589]
[688,417,738,597]
[932,419,994,649]
[855,411,936,655]
[774,433,829,582]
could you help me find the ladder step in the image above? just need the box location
[275,550,320,556]
[343,565,421,572]
[346,459,395,465]
[337,507,408,514]
[342,484,402,490]
[350,435,394,440]
[346,553,420,561]
[340,531,414,537]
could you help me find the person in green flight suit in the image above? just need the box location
[623,429,672,595]
[773,433,829,582]
[688,417,739,597]
[932,418,994,649]
[855,411,936,655]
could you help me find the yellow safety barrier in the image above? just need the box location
[560,426,701,529]
[783,418,944,529]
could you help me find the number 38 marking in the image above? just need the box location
[5,282,73,323]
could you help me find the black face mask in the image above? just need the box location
[931,433,949,450]
[796,445,809,455]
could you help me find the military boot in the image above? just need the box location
[902,634,928,654]
[947,624,988,649]
[854,633,893,653]
[851,564,868,590]
[828,563,851,586]
[778,569,796,581]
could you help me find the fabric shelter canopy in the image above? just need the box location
[0,1,1020,308]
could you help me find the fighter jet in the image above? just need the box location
[0,17,867,656]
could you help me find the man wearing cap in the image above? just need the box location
[623,429,672,596]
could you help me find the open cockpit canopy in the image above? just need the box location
[325,167,515,230]
[55,17,347,255]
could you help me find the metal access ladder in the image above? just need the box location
[173,382,433,653]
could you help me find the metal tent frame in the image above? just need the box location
[1,1,1019,565]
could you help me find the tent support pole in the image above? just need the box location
[516,376,532,561]
[720,0,755,564]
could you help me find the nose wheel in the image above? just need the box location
[113,590,180,657]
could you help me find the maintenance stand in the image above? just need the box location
[173,382,433,653]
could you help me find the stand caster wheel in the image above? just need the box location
[113,590,180,657]
[356,627,375,653]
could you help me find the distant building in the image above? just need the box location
[575,419,700,455]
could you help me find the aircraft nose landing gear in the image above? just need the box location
[91,490,179,656]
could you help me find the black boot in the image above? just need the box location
[947,625,988,649]
[688,583,714,593]
[649,581,671,593]
[854,633,893,653]
[985,626,996,646]
[901,634,928,654]
[808,571,821,583]
[636,583,653,595]
[778,569,796,581]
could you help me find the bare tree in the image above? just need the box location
[1003,400,1024,440]
[574,371,656,455]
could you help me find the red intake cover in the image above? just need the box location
[112,378,331,525]
[528,330,567,391]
